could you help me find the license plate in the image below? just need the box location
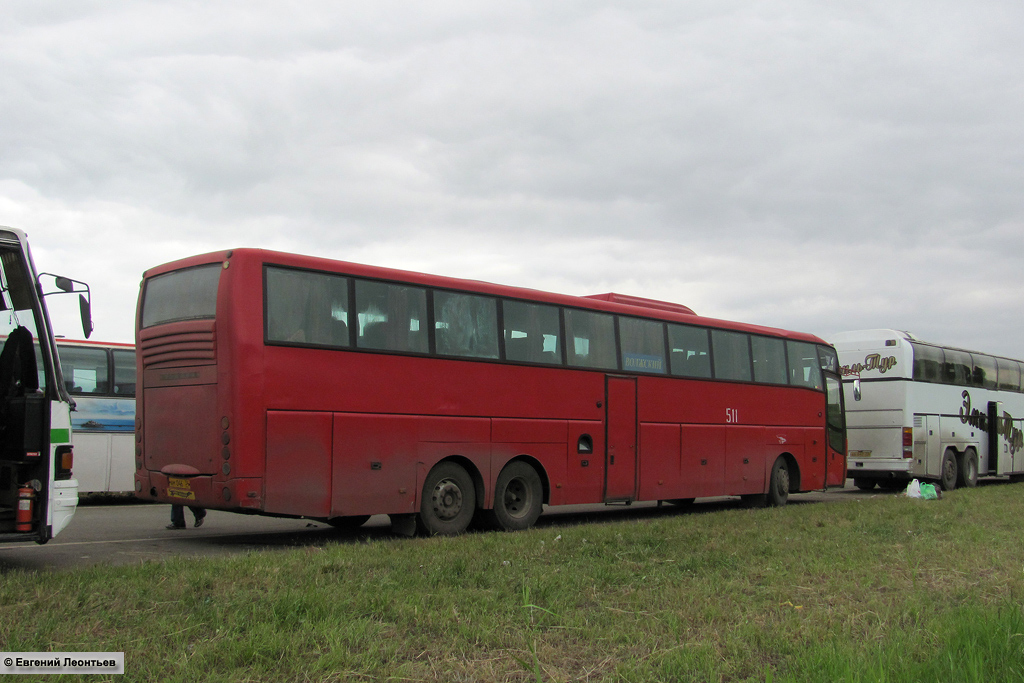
[167,477,196,501]
[849,450,872,459]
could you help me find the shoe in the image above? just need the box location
[166,523,185,530]
[194,517,204,528]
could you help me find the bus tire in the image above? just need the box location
[853,478,876,491]
[420,462,476,536]
[957,449,979,488]
[940,449,959,491]
[766,457,790,507]
[489,461,543,531]
[327,515,371,532]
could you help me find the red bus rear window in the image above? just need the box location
[142,264,221,328]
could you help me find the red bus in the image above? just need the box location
[134,249,846,535]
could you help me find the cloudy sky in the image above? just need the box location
[2,2,1023,357]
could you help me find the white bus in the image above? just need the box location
[56,340,136,494]
[833,329,1024,492]
[0,226,92,544]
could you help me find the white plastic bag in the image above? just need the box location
[906,479,922,498]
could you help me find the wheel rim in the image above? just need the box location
[431,479,464,521]
[503,477,532,519]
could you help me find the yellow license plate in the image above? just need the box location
[849,450,873,459]
[167,477,196,501]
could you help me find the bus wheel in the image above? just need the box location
[327,515,371,532]
[853,478,876,491]
[421,462,476,536]
[489,461,543,531]
[940,449,959,491]
[767,457,790,507]
[957,449,979,488]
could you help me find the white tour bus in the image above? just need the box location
[0,226,93,544]
[56,340,136,494]
[833,329,1024,491]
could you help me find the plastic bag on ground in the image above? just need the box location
[919,482,938,500]
[906,479,922,498]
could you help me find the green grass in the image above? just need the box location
[4,485,1024,681]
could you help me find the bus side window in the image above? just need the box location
[943,349,972,386]
[112,349,136,396]
[266,267,350,347]
[619,317,666,374]
[433,291,499,359]
[668,324,711,378]
[502,300,561,365]
[786,341,822,390]
[911,343,944,382]
[751,335,787,385]
[355,280,428,354]
[712,330,752,382]
[564,309,616,370]
[59,346,108,394]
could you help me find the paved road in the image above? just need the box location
[0,481,892,572]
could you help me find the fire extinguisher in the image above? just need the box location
[16,484,35,532]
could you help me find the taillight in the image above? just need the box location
[56,445,74,480]
[903,427,914,459]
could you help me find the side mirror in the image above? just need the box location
[79,294,93,339]
[37,273,94,339]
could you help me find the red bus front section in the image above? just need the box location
[134,248,846,532]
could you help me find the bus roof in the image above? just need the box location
[143,248,827,344]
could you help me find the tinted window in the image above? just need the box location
[619,318,666,374]
[972,354,997,389]
[142,264,221,328]
[266,267,350,347]
[503,300,561,365]
[355,280,428,353]
[712,330,751,382]
[112,349,136,396]
[912,343,944,383]
[668,325,711,378]
[787,341,823,389]
[59,346,108,395]
[434,291,499,358]
[565,309,617,370]
[997,358,1021,392]
[751,336,787,385]
[943,349,972,386]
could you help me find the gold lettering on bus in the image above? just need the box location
[960,390,1024,455]
[840,354,898,377]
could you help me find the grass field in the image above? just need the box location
[3,484,1024,682]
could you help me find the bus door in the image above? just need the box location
[605,376,637,501]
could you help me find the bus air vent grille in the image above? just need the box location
[139,320,216,368]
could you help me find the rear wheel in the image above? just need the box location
[957,449,979,488]
[940,449,959,491]
[420,462,476,536]
[488,461,543,531]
